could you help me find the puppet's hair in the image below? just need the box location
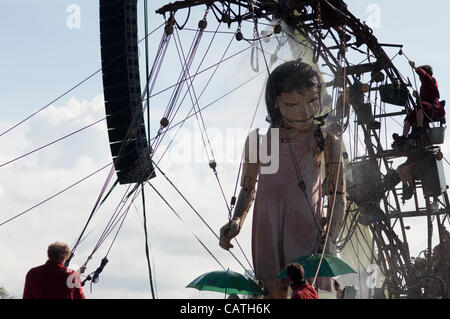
[265,60,321,127]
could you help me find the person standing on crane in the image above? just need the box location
[23,242,85,299]
[402,62,445,139]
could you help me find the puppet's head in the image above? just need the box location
[265,61,321,131]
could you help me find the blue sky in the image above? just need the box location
[1,1,449,119]
[1,1,450,299]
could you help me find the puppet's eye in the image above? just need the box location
[308,97,318,103]
[285,103,297,107]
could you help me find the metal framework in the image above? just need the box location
[148,0,449,298]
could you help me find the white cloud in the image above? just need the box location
[2,10,449,300]
[36,95,105,128]
[0,92,256,299]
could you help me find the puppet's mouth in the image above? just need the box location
[282,114,315,123]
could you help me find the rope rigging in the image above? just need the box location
[0,162,113,227]
[148,182,226,271]
[312,35,347,287]
[7,0,449,300]
[141,184,157,299]
[0,22,165,139]
[0,118,106,169]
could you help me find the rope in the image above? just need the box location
[68,30,173,263]
[312,42,347,287]
[0,162,112,227]
[144,0,151,143]
[150,71,265,147]
[0,22,164,138]
[66,165,116,265]
[170,27,216,163]
[150,28,204,153]
[86,184,134,261]
[111,31,172,172]
[76,70,263,268]
[0,117,105,169]
[148,45,251,101]
[171,29,240,222]
[64,26,261,277]
[0,30,170,172]
[105,185,143,257]
[141,184,157,299]
[150,39,257,164]
[151,160,249,272]
[148,182,226,270]
[230,84,266,212]
[77,69,262,270]
[288,142,323,233]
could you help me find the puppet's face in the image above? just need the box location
[276,84,320,131]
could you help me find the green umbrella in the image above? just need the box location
[187,270,264,296]
[278,253,357,279]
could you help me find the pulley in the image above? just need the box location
[236,30,243,41]
[222,12,231,24]
[198,18,207,30]
[160,117,169,128]
[371,70,385,83]
[165,15,175,35]
[209,160,217,171]
[274,23,282,34]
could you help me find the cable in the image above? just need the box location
[144,0,151,143]
[150,160,249,272]
[66,165,116,266]
[0,117,105,169]
[0,23,164,138]
[141,184,156,299]
[0,70,103,139]
[76,70,264,268]
[148,182,226,270]
[0,162,113,227]
[312,45,347,287]
[77,70,262,267]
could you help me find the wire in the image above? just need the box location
[148,182,226,270]
[0,117,105,169]
[312,46,347,287]
[67,165,116,263]
[0,22,164,139]
[141,184,156,299]
[76,72,265,269]
[151,160,249,272]
[0,162,113,227]
[144,0,151,143]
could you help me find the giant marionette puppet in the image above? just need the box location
[219,61,346,299]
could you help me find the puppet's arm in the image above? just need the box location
[219,130,259,250]
[323,134,346,255]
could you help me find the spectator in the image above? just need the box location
[286,263,318,299]
[23,242,85,299]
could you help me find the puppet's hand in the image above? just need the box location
[219,218,241,250]
[409,60,416,69]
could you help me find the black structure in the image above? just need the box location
[100,0,155,184]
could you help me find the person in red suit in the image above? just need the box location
[403,62,445,138]
[286,263,319,299]
[23,242,85,299]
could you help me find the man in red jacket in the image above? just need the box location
[286,263,318,299]
[23,242,85,299]
[403,62,445,138]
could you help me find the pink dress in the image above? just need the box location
[251,128,331,291]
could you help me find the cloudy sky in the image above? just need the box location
[1,1,450,299]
